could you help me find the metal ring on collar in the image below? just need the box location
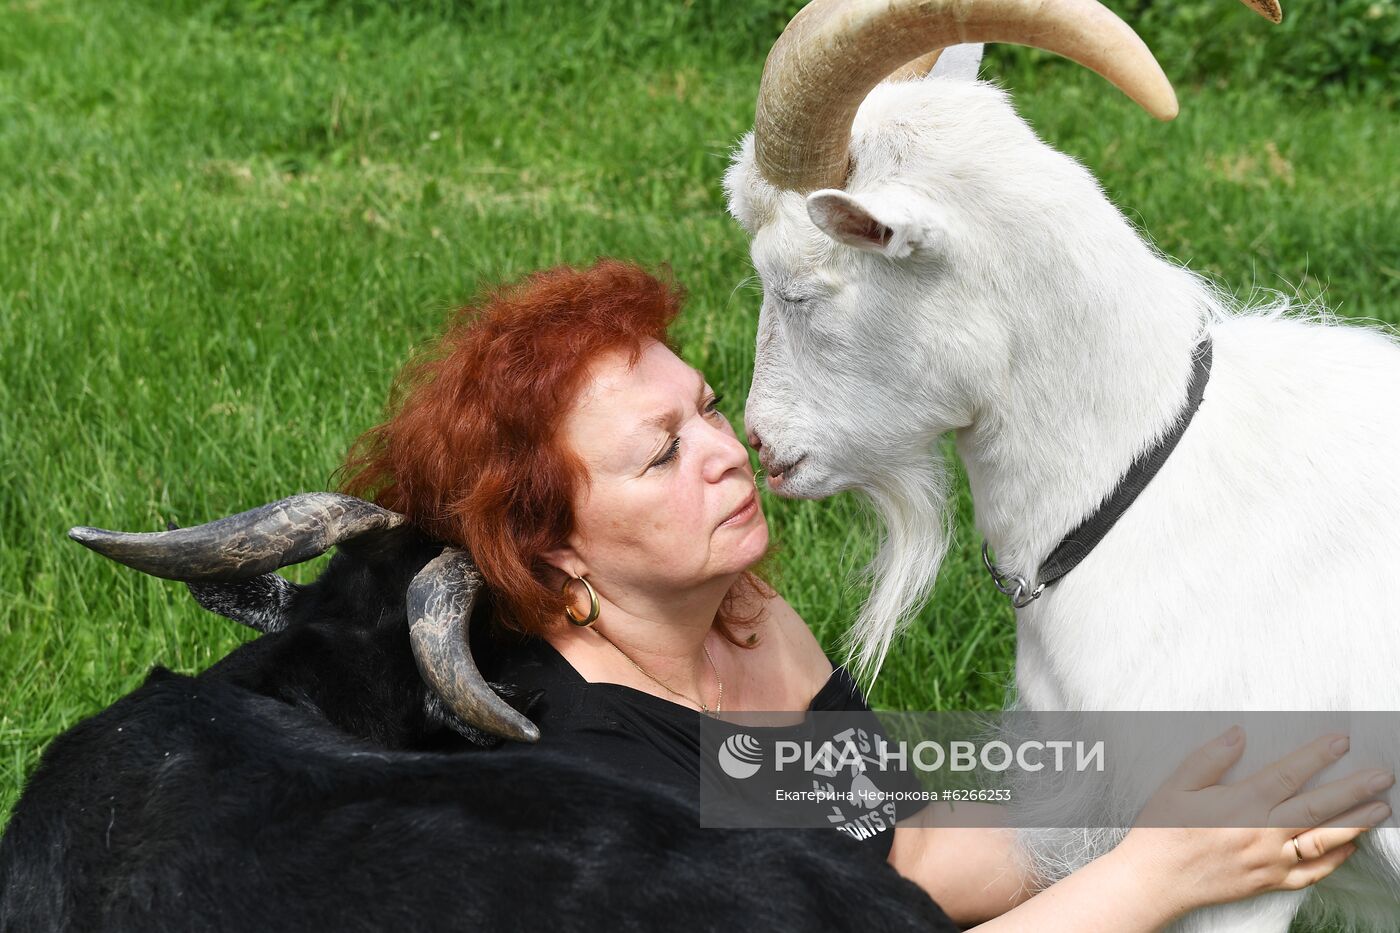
[981,541,1046,609]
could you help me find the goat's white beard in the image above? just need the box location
[839,448,955,688]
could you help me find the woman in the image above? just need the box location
[340,259,1390,929]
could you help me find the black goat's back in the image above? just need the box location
[1,670,953,932]
[1,531,955,931]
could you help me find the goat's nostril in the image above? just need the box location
[747,429,763,451]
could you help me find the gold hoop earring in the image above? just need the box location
[563,574,600,627]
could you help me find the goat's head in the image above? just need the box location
[69,493,541,744]
[725,0,1278,678]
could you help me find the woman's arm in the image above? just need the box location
[888,805,1032,927]
[888,729,1388,930]
[887,808,1199,929]
[960,837,1194,931]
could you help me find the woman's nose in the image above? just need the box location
[703,423,752,482]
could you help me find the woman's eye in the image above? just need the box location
[650,396,724,471]
[650,437,680,470]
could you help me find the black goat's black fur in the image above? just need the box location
[0,533,955,932]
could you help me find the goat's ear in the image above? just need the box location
[928,43,984,82]
[806,189,942,259]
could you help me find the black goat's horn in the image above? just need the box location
[69,493,408,582]
[408,548,541,744]
[144,518,296,634]
[72,492,539,742]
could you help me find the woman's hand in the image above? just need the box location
[957,728,1390,931]
[1116,727,1393,917]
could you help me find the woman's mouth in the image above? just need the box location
[719,490,759,528]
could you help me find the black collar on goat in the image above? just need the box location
[981,335,1215,608]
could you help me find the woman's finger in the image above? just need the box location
[1160,725,1248,792]
[1287,805,1384,863]
[1237,733,1351,807]
[1281,842,1357,891]
[1271,768,1394,831]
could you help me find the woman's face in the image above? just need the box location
[547,339,768,604]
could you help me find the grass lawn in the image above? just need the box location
[2,3,1397,918]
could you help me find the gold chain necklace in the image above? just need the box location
[592,628,724,715]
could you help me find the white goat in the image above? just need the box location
[724,1,1400,929]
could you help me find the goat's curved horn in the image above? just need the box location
[754,0,1179,193]
[1240,0,1282,23]
[68,492,408,583]
[407,548,541,743]
[137,518,295,634]
[884,50,946,82]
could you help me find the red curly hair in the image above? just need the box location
[337,259,769,645]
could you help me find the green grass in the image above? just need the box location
[2,4,1397,918]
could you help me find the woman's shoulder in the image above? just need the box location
[726,587,838,710]
[762,591,838,684]
[739,587,877,713]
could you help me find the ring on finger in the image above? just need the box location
[1291,835,1305,862]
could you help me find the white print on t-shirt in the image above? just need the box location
[806,726,901,841]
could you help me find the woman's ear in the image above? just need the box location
[539,543,587,580]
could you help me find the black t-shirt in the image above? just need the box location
[489,634,928,860]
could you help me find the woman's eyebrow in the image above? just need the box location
[635,374,709,435]
[640,407,680,433]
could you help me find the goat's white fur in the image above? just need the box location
[725,64,1400,931]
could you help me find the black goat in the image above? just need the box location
[0,494,955,932]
